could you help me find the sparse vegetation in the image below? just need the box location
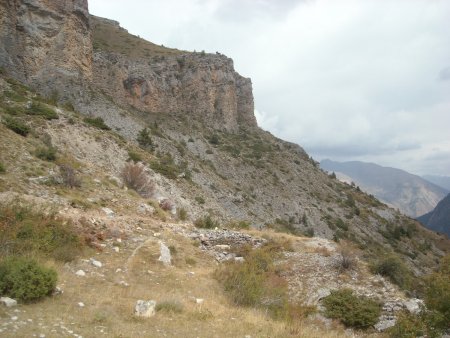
[0,257,57,302]
[83,116,110,130]
[0,162,5,173]
[177,207,188,221]
[322,289,381,329]
[127,150,142,163]
[215,242,294,320]
[59,163,81,188]
[159,199,174,211]
[35,146,57,161]
[0,201,83,262]
[27,101,58,120]
[155,300,184,314]
[371,255,412,290]
[194,215,219,229]
[121,162,155,198]
[2,115,30,136]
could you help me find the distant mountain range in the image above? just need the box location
[417,194,450,237]
[422,175,450,191]
[320,159,448,218]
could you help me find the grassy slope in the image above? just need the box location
[91,15,185,59]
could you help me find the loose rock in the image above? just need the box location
[134,300,156,318]
[0,297,17,307]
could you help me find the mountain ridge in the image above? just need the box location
[320,159,448,218]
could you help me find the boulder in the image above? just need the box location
[403,298,423,314]
[134,300,156,317]
[158,241,171,266]
[90,258,102,268]
[101,207,115,218]
[0,297,17,307]
[75,270,86,277]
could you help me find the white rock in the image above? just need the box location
[113,246,120,253]
[90,258,102,268]
[195,298,204,304]
[215,244,231,250]
[0,297,17,307]
[116,238,122,243]
[403,298,423,314]
[374,318,396,332]
[78,302,85,308]
[75,270,86,277]
[158,241,171,266]
[11,316,18,321]
[101,207,115,218]
[153,232,161,237]
[134,300,156,318]
[234,257,245,263]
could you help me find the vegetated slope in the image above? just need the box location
[320,159,448,218]
[422,174,450,191]
[417,193,450,237]
[0,0,448,279]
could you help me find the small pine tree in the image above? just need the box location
[137,128,154,150]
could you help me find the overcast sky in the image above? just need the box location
[89,0,450,176]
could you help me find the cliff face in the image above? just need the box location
[93,51,256,131]
[0,0,92,87]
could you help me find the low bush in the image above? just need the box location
[0,162,5,173]
[35,146,57,161]
[127,150,142,163]
[0,257,57,302]
[371,255,412,290]
[178,208,188,221]
[0,202,83,261]
[2,116,30,136]
[322,289,381,329]
[150,153,180,179]
[215,243,289,319]
[336,248,356,271]
[121,162,155,198]
[83,116,110,130]
[194,215,219,229]
[137,127,154,150]
[195,196,205,204]
[27,101,58,120]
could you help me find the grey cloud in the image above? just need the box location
[439,67,450,81]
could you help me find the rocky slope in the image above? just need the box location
[320,159,448,218]
[0,2,450,336]
[423,174,450,191]
[417,193,450,237]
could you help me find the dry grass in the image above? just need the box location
[91,16,184,59]
[0,222,350,338]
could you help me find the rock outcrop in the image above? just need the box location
[0,0,92,89]
[93,49,256,132]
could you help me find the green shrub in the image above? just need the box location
[35,146,57,161]
[388,311,440,338]
[0,162,5,174]
[215,244,289,319]
[195,196,205,204]
[178,207,188,221]
[27,102,58,120]
[137,127,154,150]
[0,257,57,302]
[127,150,142,163]
[194,215,219,229]
[83,117,110,130]
[372,255,412,289]
[322,289,381,329]
[2,116,30,136]
[150,153,180,179]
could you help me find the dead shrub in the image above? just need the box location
[121,162,155,198]
[59,164,81,188]
[336,248,356,271]
[159,199,174,211]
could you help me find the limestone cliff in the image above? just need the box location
[93,51,256,132]
[0,0,92,88]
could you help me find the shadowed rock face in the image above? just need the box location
[417,194,450,237]
[0,0,92,86]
